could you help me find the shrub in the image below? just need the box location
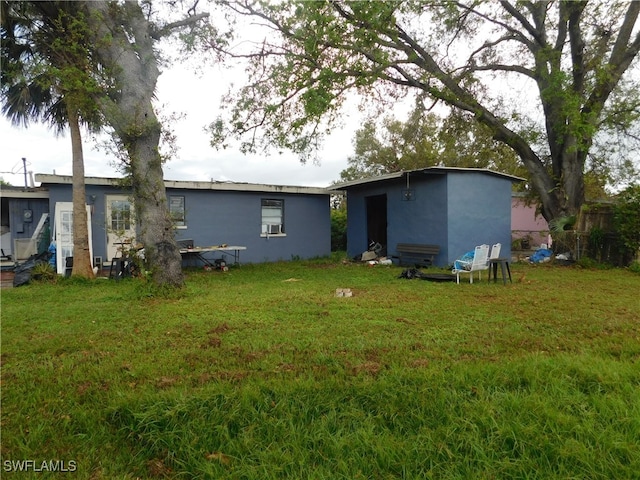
[30,262,56,283]
[331,208,347,251]
[613,184,640,265]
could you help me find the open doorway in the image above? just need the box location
[365,194,387,255]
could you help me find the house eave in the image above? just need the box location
[327,171,404,190]
[0,186,49,199]
[35,174,331,195]
[327,167,526,190]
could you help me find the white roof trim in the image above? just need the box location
[34,174,330,195]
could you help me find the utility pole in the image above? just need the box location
[22,157,27,188]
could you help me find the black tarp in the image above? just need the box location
[13,252,52,287]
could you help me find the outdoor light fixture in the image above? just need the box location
[402,189,414,201]
[401,172,415,201]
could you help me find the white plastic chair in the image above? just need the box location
[489,243,502,260]
[452,244,490,284]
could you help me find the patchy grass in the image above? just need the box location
[1,259,639,479]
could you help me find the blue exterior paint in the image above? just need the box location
[45,182,121,263]
[445,172,513,264]
[386,174,449,264]
[42,178,330,265]
[339,169,518,267]
[6,198,50,240]
[345,186,378,256]
[0,188,51,258]
[169,188,330,263]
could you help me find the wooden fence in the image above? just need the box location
[553,203,636,266]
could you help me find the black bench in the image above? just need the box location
[395,243,440,267]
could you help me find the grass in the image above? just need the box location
[1,256,639,479]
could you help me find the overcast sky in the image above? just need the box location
[0,59,361,189]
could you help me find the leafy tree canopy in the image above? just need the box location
[339,100,528,186]
[209,0,640,223]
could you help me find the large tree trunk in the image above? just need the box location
[69,108,95,278]
[128,122,185,288]
[84,0,183,288]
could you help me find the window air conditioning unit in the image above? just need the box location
[265,224,282,234]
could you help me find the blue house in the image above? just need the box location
[329,167,524,267]
[30,174,331,270]
[0,186,50,263]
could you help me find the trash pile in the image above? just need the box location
[524,246,573,264]
[13,251,52,287]
[528,248,553,263]
[354,241,393,266]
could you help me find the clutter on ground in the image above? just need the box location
[12,251,52,287]
[354,240,392,266]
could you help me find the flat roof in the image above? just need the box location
[0,185,49,199]
[35,174,330,195]
[328,167,525,190]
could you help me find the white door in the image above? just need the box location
[54,202,93,275]
[105,195,135,261]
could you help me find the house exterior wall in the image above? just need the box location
[511,196,549,247]
[345,175,450,265]
[345,184,382,258]
[343,170,515,267]
[45,183,330,265]
[6,198,50,240]
[168,188,330,263]
[46,183,120,264]
[385,174,449,264]
[0,194,50,258]
[446,172,513,264]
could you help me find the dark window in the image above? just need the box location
[169,196,186,227]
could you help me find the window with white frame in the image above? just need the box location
[261,199,284,235]
[110,200,132,231]
[169,195,186,227]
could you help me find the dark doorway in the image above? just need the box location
[366,194,387,253]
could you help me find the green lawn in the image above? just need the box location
[1,258,639,479]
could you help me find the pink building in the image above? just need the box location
[511,194,550,249]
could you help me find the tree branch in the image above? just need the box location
[150,12,210,40]
[584,2,640,121]
[454,1,534,50]
[465,63,535,78]
[566,2,587,94]
[499,0,544,47]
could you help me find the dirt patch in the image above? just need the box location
[276,362,297,373]
[208,322,231,335]
[410,358,431,368]
[147,458,172,477]
[351,361,381,376]
[202,336,222,348]
[196,369,250,384]
[155,376,178,389]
